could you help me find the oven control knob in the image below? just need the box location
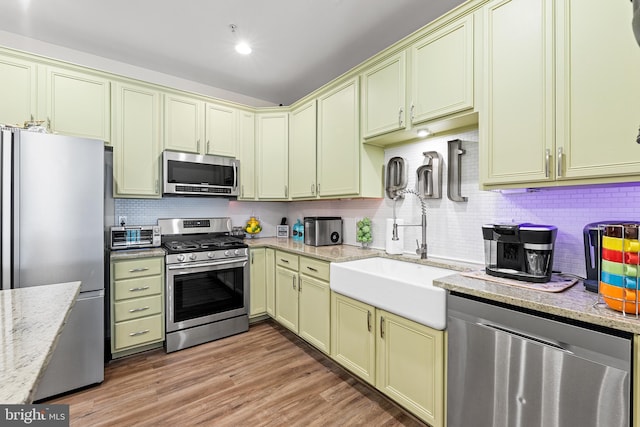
[224,250,231,257]
[177,254,185,262]
[234,249,240,256]
[207,252,215,259]
[189,253,197,261]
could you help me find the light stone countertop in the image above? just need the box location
[247,237,640,335]
[0,281,81,404]
[109,247,166,261]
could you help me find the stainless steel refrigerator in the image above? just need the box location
[1,127,105,400]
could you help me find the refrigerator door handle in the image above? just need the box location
[1,130,13,289]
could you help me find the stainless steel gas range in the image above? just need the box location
[158,217,249,353]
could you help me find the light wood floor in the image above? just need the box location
[46,320,426,426]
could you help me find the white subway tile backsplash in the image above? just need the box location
[116,127,640,279]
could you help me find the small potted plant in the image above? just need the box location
[356,217,373,248]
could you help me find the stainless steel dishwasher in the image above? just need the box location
[447,293,632,427]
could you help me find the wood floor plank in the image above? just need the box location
[46,321,426,426]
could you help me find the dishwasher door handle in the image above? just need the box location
[477,322,574,354]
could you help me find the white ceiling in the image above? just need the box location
[0,0,467,105]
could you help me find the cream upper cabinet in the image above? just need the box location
[205,103,238,157]
[361,52,407,139]
[480,0,554,186]
[256,111,289,199]
[481,0,640,188]
[249,248,267,317]
[289,100,317,199]
[42,66,111,142]
[112,81,161,198]
[163,92,203,154]
[410,14,474,125]
[331,292,376,386]
[0,53,37,127]
[376,310,445,427]
[554,0,640,181]
[238,110,256,200]
[317,78,360,198]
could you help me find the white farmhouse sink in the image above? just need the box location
[330,257,455,330]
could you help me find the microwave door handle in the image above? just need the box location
[233,162,238,190]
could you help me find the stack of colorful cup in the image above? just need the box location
[600,224,640,313]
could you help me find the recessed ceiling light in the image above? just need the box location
[235,42,252,55]
[230,24,252,55]
[417,128,431,138]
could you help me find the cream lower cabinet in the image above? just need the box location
[110,256,165,358]
[331,292,444,427]
[377,310,444,427]
[274,251,331,354]
[112,81,162,198]
[275,251,299,331]
[249,248,267,318]
[265,248,276,317]
[331,292,376,385]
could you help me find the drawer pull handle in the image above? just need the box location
[129,329,150,337]
[367,311,371,332]
[129,286,150,292]
[306,266,318,272]
[128,306,150,313]
[129,267,149,273]
[380,316,385,338]
[280,259,289,263]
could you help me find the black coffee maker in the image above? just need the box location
[482,223,558,283]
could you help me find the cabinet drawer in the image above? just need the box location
[276,251,299,270]
[300,257,330,281]
[114,295,162,322]
[113,257,163,280]
[114,275,163,301]
[114,315,163,350]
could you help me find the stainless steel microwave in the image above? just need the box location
[163,150,239,197]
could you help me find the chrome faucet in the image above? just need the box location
[392,189,428,259]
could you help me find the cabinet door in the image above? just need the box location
[249,248,266,317]
[480,0,555,186]
[257,112,289,199]
[112,82,161,198]
[361,52,406,139]
[205,103,238,157]
[299,274,330,354]
[43,66,111,142]
[164,93,203,154]
[289,100,317,199]
[555,0,640,180]
[275,266,298,332]
[0,54,37,127]
[331,292,376,385]
[376,310,444,427]
[410,14,474,124]
[265,248,276,317]
[238,110,256,199]
[317,78,360,197]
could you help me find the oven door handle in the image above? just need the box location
[167,258,248,271]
